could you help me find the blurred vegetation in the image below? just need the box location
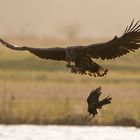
[0,36,140,127]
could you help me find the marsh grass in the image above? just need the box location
[0,36,139,126]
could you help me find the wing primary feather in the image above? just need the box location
[87,86,102,103]
[123,26,128,35]
[125,19,134,34]
[0,38,66,61]
[0,38,25,51]
[129,20,140,32]
[134,24,140,32]
[94,86,102,94]
[85,19,140,60]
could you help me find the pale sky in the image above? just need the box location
[0,0,140,38]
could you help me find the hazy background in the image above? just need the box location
[0,0,140,39]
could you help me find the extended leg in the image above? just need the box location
[85,113,91,120]
[88,114,95,121]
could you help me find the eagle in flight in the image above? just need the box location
[0,20,140,77]
[85,86,112,120]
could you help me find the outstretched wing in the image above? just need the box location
[87,86,102,104]
[0,39,66,61]
[99,96,112,106]
[85,20,140,60]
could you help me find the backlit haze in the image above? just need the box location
[0,0,140,39]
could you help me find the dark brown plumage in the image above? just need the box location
[0,20,140,77]
[85,87,112,120]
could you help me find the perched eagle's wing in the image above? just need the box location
[0,38,66,61]
[85,20,140,60]
[87,86,102,104]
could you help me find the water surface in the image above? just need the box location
[0,125,139,140]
